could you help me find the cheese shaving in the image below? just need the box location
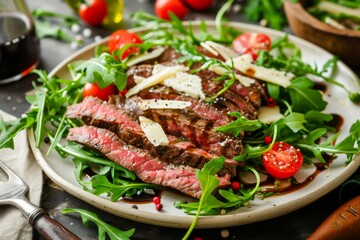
[138,99,191,110]
[126,64,188,98]
[258,106,284,124]
[200,42,219,56]
[230,55,294,88]
[208,64,255,87]
[126,47,166,67]
[204,41,239,61]
[164,71,205,99]
[139,116,169,146]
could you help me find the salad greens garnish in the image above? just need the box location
[62,208,135,240]
[258,35,360,103]
[74,53,128,90]
[0,1,359,239]
[243,0,289,30]
[32,9,80,43]
[178,158,260,240]
[307,0,360,31]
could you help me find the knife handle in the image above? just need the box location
[30,209,81,240]
[307,195,360,240]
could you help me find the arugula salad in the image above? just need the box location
[307,0,360,30]
[0,1,359,239]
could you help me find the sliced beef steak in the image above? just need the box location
[136,86,232,126]
[67,125,231,199]
[110,94,244,158]
[125,63,261,119]
[66,96,238,176]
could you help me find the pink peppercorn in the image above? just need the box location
[156,203,163,211]
[231,181,240,192]
[264,136,272,145]
[267,97,276,107]
[152,196,161,205]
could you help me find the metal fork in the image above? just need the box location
[0,160,80,240]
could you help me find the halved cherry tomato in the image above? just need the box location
[83,82,115,101]
[232,33,271,60]
[154,0,189,20]
[108,30,143,59]
[78,0,107,27]
[262,142,303,179]
[184,0,213,11]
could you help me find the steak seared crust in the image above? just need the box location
[66,96,238,176]
[67,125,231,199]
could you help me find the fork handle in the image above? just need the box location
[30,209,80,240]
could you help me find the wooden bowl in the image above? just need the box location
[284,0,360,67]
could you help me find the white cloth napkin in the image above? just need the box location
[0,110,43,240]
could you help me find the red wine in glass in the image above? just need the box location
[0,12,40,84]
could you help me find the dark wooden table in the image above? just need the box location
[0,0,359,239]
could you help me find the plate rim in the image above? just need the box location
[29,21,360,229]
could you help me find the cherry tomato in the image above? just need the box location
[83,82,115,101]
[184,0,213,11]
[262,142,303,179]
[78,0,108,27]
[232,33,271,60]
[155,0,189,20]
[108,30,143,59]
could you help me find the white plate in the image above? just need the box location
[28,21,360,229]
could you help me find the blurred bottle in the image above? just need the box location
[0,0,40,84]
[64,0,124,30]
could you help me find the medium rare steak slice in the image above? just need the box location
[139,108,243,158]
[110,95,244,158]
[197,70,259,119]
[66,96,238,176]
[67,125,231,199]
[135,86,232,126]
[125,64,261,119]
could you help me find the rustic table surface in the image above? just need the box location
[0,0,359,239]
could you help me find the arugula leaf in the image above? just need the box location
[32,9,79,27]
[35,20,75,42]
[32,8,80,43]
[178,161,260,240]
[0,116,35,149]
[243,0,287,29]
[75,53,127,90]
[296,120,360,163]
[216,112,263,137]
[90,175,156,201]
[288,77,328,112]
[29,87,46,148]
[264,35,360,103]
[305,110,335,131]
[277,112,307,133]
[215,0,235,41]
[62,208,135,240]
[181,157,225,239]
[218,166,260,208]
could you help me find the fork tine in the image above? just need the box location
[0,160,25,184]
